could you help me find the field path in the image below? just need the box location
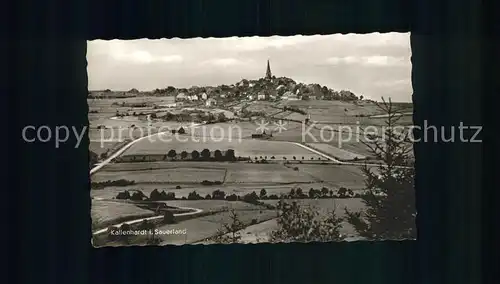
[90,123,203,175]
[92,204,204,236]
[290,142,412,169]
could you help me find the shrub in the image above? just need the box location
[338,187,348,197]
[205,194,212,200]
[91,179,136,190]
[149,189,162,201]
[175,185,182,189]
[191,150,200,160]
[180,151,188,160]
[212,209,245,244]
[201,149,211,160]
[225,194,238,201]
[167,149,177,160]
[163,211,175,224]
[130,191,146,201]
[212,189,226,200]
[223,149,236,161]
[259,188,267,199]
[321,187,329,197]
[250,218,258,225]
[242,191,259,203]
[138,219,154,231]
[269,201,343,243]
[116,190,131,200]
[214,150,223,161]
[293,167,299,171]
[188,191,202,200]
[308,188,321,198]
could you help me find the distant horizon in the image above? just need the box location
[87,33,413,102]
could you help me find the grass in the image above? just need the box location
[154,208,278,245]
[91,200,157,230]
[90,182,335,200]
[92,162,323,185]
[89,141,124,156]
[224,163,315,183]
[94,201,276,246]
[288,164,368,189]
[306,143,366,161]
[202,198,367,244]
[165,200,257,211]
[91,167,226,184]
[123,135,323,160]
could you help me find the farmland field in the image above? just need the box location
[154,205,277,245]
[90,181,336,200]
[92,167,226,184]
[91,199,155,228]
[93,162,350,185]
[209,198,366,244]
[306,143,366,161]
[166,200,262,211]
[224,163,316,184]
[89,141,126,156]
[289,164,368,189]
[123,136,324,160]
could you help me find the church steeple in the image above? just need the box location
[265,59,272,80]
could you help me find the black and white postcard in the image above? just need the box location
[88,33,416,247]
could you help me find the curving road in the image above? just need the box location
[90,123,203,175]
[291,142,412,169]
[92,205,204,236]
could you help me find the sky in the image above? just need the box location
[87,32,412,102]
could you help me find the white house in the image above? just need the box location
[188,94,199,101]
[205,98,217,107]
[257,93,266,100]
[176,92,186,100]
[159,103,177,108]
[282,91,299,101]
[247,94,255,100]
[201,92,208,100]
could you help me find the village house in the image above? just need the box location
[205,98,217,107]
[176,92,186,101]
[282,91,300,101]
[188,94,199,101]
[200,92,208,100]
[159,102,177,108]
[257,93,267,100]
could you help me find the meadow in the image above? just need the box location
[122,135,324,161]
[154,206,277,244]
[91,199,156,229]
[305,143,366,161]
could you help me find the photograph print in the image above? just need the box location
[88,32,416,247]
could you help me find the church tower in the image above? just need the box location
[265,59,273,80]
